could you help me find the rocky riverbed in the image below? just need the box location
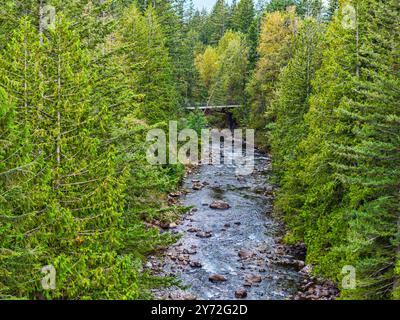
[149,148,338,300]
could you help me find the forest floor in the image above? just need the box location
[148,146,339,300]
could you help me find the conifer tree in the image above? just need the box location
[231,0,255,35]
[117,5,180,124]
[208,0,230,45]
[271,18,323,225]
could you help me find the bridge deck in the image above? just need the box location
[186,105,241,110]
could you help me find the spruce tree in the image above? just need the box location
[117,5,180,124]
[231,0,255,35]
[271,18,323,232]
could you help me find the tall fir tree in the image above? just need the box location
[271,17,323,228]
[117,5,180,124]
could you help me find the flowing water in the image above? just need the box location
[156,144,302,300]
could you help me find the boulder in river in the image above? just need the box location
[209,200,231,210]
[190,261,202,268]
[196,231,213,238]
[209,274,227,283]
[238,249,254,259]
[235,289,247,299]
[192,182,203,190]
[245,274,262,285]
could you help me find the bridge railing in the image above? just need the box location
[186,105,241,110]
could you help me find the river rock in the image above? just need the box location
[238,249,254,259]
[235,289,247,299]
[190,261,202,268]
[192,182,203,190]
[168,291,197,300]
[209,200,231,210]
[196,231,212,238]
[169,222,177,229]
[209,274,227,283]
[245,274,262,284]
[183,248,197,255]
[299,265,313,275]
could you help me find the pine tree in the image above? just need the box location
[0,85,43,299]
[117,5,180,124]
[231,0,255,35]
[271,18,323,229]
[265,0,297,12]
[276,0,400,299]
[326,0,339,20]
[208,0,230,45]
[297,0,323,18]
[0,15,141,300]
[330,0,400,299]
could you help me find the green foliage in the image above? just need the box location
[195,31,249,106]
[186,110,209,135]
[0,6,184,300]
[231,0,255,35]
[246,8,298,148]
[264,0,400,300]
[116,5,180,124]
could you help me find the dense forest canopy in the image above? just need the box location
[0,0,398,300]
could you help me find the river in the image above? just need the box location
[153,144,303,300]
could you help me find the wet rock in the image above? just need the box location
[294,269,339,300]
[209,274,227,283]
[169,222,177,229]
[209,200,231,210]
[238,249,254,259]
[277,258,305,270]
[160,222,171,229]
[192,182,203,190]
[264,186,274,197]
[183,248,197,255]
[295,260,305,269]
[168,291,197,300]
[190,261,202,268]
[234,222,241,226]
[187,227,201,233]
[245,274,262,285]
[299,265,313,275]
[196,231,213,238]
[224,223,231,228]
[169,192,181,198]
[235,289,247,299]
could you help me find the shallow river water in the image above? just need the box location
[156,147,302,300]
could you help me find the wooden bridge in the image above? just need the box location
[186,105,241,110]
